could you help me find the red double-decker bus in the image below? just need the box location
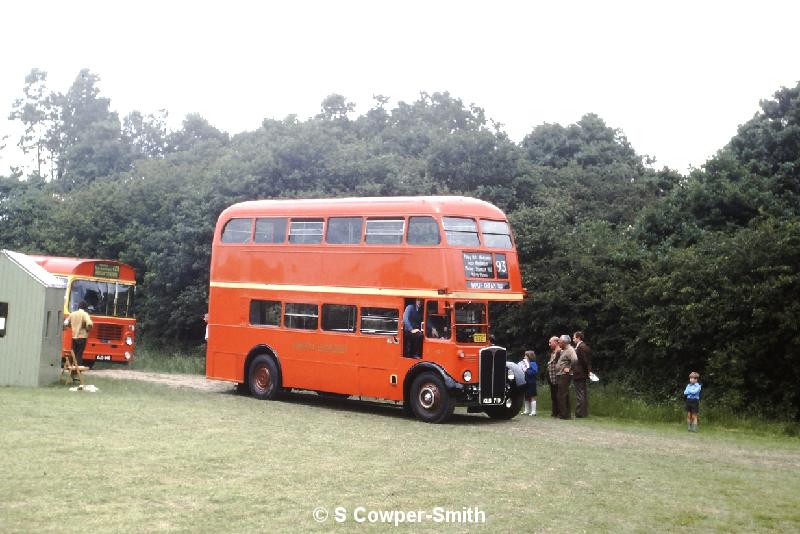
[30,256,136,367]
[206,196,526,422]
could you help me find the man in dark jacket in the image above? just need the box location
[402,299,423,358]
[572,331,592,417]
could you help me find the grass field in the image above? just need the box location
[2,376,799,533]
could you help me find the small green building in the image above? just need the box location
[0,250,66,387]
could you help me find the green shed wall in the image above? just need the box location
[0,255,64,386]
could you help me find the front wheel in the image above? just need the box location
[483,390,524,420]
[248,354,281,400]
[409,372,455,423]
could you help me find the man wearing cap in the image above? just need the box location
[556,334,578,419]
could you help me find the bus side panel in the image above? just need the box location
[278,330,358,395]
[221,247,450,295]
[208,349,244,382]
[356,335,403,400]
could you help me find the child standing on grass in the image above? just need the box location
[684,371,701,432]
[520,350,538,416]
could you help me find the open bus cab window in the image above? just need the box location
[454,302,488,344]
[425,300,451,339]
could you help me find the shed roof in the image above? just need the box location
[1,250,67,289]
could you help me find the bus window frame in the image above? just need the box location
[254,217,289,244]
[407,216,442,246]
[321,303,358,333]
[325,217,364,245]
[288,218,325,245]
[365,217,405,245]
[283,302,320,330]
[442,216,481,247]
[221,217,254,244]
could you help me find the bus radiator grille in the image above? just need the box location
[93,324,123,341]
[478,346,507,405]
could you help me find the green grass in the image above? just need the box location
[2,378,800,533]
[92,343,206,374]
[548,382,800,438]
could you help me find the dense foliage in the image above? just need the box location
[2,70,798,418]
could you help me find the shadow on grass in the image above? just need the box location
[226,387,506,425]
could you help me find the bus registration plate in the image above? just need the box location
[95,355,112,361]
[473,333,487,343]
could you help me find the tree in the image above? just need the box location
[123,109,168,159]
[47,69,130,189]
[166,113,229,152]
[8,69,55,177]
[317,94,355,121]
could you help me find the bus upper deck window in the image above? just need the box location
[289,219,324,244]
[254,218,288,243]
[326,217,363,244]
[443,217,480,246]
[480,220,513,249]
[221,218,253,243]
[407,216,441,246]
[365,219,404,245]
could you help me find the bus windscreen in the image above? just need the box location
[69,280,135,318]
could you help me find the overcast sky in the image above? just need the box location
[1,0,798,175]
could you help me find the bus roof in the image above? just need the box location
[220,196,508,220]
[28,256,136,281]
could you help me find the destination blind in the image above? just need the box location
[93,263,120,279]
[463,252,510,290]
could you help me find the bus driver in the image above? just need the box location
[403,298,424,358]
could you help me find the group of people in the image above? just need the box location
[518,332,592,419]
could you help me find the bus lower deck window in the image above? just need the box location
[284,303,319,330]
[360,307,398,335]
[322,304,357,332]
[250,300,281,326]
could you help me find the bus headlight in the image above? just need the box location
[507,369,515,381]
[124,352,132,360]
[125,336,133,346]
[463,370,472,382]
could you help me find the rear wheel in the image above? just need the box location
[483,390,524,420]
[248,354,281,400]
[409,372,455,423]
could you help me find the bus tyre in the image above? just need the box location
[248,355,281,400]
[483,391,524,420]
[409,372,455,424]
